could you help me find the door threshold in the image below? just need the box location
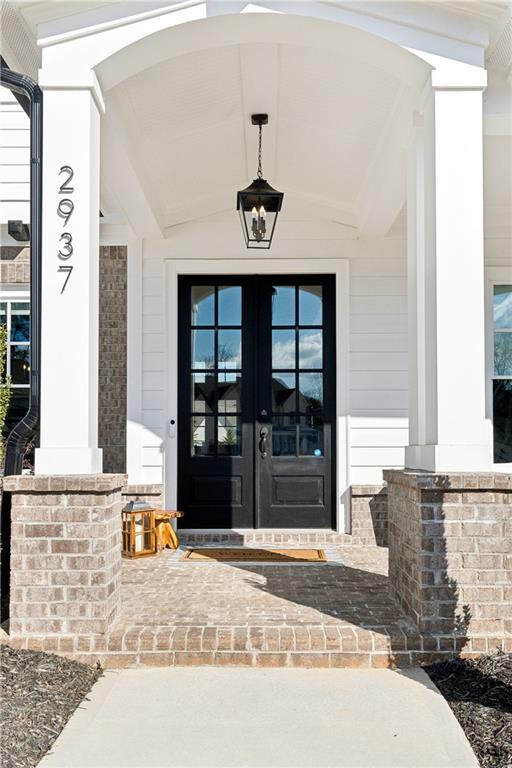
[178,529,345,546]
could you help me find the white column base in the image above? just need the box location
[35,447,103,475]
[405,444,493,473]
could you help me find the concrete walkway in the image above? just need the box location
[40,668,478,768]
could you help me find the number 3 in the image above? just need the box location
[58,232,73,260]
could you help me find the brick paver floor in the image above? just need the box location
[8,546,468,667]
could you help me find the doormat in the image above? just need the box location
[181,548,326,563]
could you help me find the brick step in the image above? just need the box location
[178,529,348,546]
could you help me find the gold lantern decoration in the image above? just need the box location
[122,499,156,558]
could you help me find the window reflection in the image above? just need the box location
[217,415,240,455]
[192,415,215,455]
[191,286,214,326]
[299,416,323,456]
[272,373,296,413]
[11,345,30,385]
[272,286,295,326]
[272,416,296,456]
[11,303,30,341]
[191,330,215,369]
[299,286,322,326]
[191,373,215,413]
[218,373,241,413]
[493,285,512,329]
[493,381,512,463]
[272,329,295,368]
[298,329,322,369]
[218,329,241,369]
[299,373,323,413]
[218,286,241,326]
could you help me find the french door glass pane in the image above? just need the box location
[493,285,512,329]
[298,329,322,369]
[191,286,214,326]
[191,373,215,413]
[217,415,240,455]
[191,329,215,369]
[0,303,6,326]
[192,415,215,455]
[218,329,241,369]
[272,286,295,326]
[272,373,296,413]
[272,329,295,368]
[299,373,323,413]
[272,415,296,456]
[11,302,30,341]
[299,416,323,456]
[494,331,512,376]
[493,380,512,463]
[299,286,322,326]
[218,373,241,413]
[218,286,241,326]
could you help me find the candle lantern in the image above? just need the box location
[121,498,156,558]
[237,114,283,249]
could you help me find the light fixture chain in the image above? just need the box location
[257,122,263,179]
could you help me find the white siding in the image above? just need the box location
[349,255,408,484]
[0,96,30,223]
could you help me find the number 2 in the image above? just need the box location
[58,165,74,194]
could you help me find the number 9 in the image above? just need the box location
[57,198,74,227]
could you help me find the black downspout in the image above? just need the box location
[0,66,42,624]
[0,66,42,473]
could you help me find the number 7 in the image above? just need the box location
[58,265,73,294]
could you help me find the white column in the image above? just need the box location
[405,66,493,472]
[36,74,104,474]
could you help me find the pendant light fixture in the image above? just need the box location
[237,114,283,249]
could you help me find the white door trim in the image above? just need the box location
[164,258,350,532]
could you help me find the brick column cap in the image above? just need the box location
[383,469,512,491]
[3,473,127,493]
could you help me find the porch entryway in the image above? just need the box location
[178,276,336,529]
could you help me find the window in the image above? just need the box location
[1,297,30,436]
[492,285,512,463]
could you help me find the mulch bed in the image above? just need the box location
[0,645,102,768]
[425,651,512,768]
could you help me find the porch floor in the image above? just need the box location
[86,545,455,668]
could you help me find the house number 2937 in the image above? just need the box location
[57,165,74,293]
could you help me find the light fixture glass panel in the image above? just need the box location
[272,330,295,369]
[191,286,214,326]
[299,286,322,326]
[298,329,322,369]
[218,286,241,326]
[272,287,295,326]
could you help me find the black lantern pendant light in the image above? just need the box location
[237,114,283,249]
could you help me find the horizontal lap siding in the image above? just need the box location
[0,98,29,224]
[349,256,408,485]
[141,254,166,484]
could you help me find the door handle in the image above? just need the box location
[259,426,268,458]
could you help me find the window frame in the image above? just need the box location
[0,285,30,390]
[486,269,512,470]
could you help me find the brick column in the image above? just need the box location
[6,474,125,636]
[384,470,512,654]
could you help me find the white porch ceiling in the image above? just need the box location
[106,39,416,234]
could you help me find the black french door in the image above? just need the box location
[177,275,336,529]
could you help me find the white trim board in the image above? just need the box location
[164,258,350,533]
